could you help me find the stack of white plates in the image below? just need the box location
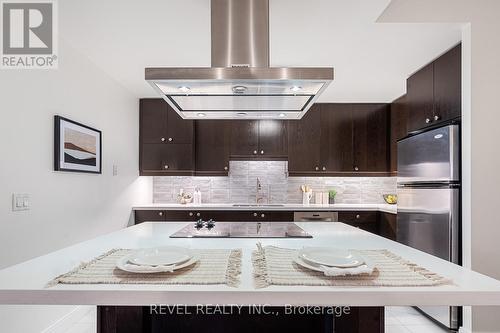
[294,247,374,276]
[116,246,198,273]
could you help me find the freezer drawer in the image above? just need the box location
[397,125,460,184]
[396,186,460,263]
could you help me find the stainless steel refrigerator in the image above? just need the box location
[397,124,461,331]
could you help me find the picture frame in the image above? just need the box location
[54,116,102,174]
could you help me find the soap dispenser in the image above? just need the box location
[193,187,202,205]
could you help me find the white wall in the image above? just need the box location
[0,39,151,332]
[379,1,500,332]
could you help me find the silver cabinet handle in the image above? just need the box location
[434,115,440,121]
[261,213,265,218]
[164,165,169,169]
[315,166,319,171]
[189,212,193,217]
[322,166,326,171]
[161,137,166,142]
[253,150,257,155]
[158,211,163,216]
[253,213,258,217]
[260,150,264,155]
[425,118,431,124]
[354,166,359,171]
[356,214,360,219]
[196,212,201,217]
[224,166,228,171]
[168,137,173,142]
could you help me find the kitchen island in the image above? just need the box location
[1,222,500,332]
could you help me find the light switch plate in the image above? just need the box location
[12,193,30,211]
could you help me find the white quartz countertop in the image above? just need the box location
[133,203,397,214]
[1,222,500,307]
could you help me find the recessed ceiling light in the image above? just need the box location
[178,86,190,93]
[434,134,443,139]
[197,113,206,117]
[236,112,247,117]
[290,86,302,92]
[279,113,286,118]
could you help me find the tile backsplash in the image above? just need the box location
[153,161,396,204]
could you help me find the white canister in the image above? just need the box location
[302,191,313,206]
[322,192,329,205]
[315,192,323,204]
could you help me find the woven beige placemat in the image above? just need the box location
[252,244,451,288]
[48,248,242,287]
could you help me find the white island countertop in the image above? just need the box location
[1,222,499,307]
[133,203,397,214]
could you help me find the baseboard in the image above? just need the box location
[41,306,94,333]
[458,327,472,333]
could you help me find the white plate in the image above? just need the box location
[298,247,365,268]
[116,254,199,274]
[128,246,192,266]
[293,255,374,276]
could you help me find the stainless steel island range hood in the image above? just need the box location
[145,0,334,120]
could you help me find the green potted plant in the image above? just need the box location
[328,189,337,204]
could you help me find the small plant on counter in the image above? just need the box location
[328,190,337,204]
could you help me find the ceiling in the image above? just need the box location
[59,0,462,103]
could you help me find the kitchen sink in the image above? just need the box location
[170,222,312,238]
[232,204,284,207]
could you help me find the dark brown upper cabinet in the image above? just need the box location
[320,104,354,172]
[230,120,287,159]
[351,103,389,173]
[407,44,461,133]
[288,103,389,176]
[433,44,461,125]
[389,95,409,173]
[139,99,194,175]
[195,120,230,176]
[287,105,322,173]
[140,99,194,144]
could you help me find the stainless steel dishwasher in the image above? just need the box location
[294,212,338,222]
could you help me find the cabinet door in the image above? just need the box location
[166,104,194,144]
[389,96,408,173]
[434,44,461,124]
[352,104,389,172]
[258,120,288,158]
[379,212,397,241]
[287,105,322,173]
[140,99,167,144]
[135,210,167,224]
[230,120,259,157]
[195,120,230,175]
[320,104,354,172]
[141,144,193,173]
[163,144,194,171]
[406,63,434,133]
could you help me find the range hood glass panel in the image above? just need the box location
[155,80,325,95]
[170,95,311,111]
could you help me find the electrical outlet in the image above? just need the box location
[12,193,30,211]
[113,164,118,176]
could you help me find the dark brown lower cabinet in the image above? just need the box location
[135,210,294,224]
[98,306,384,333]
[134,210,397,240]
[379,212,397,241]
[338,211,379,234]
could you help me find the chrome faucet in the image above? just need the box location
[256,177,265,204]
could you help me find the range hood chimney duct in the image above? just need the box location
[211,0,269,68]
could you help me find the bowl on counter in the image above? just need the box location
[383,194,397,205]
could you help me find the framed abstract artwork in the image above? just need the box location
[54,116,102,174]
